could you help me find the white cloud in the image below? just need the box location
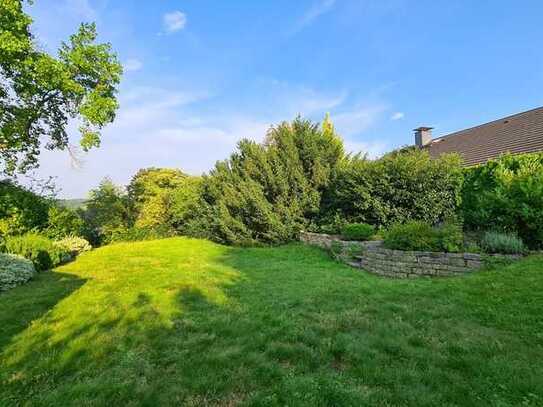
[123,58,143,72]
[296,89,346,114]
[292,0,336,33]
[258,79,346,117]
[109,86,210,132]
[391,111,405,120]
[330,105,390,158]
[343,139,389,159]
[163,11,187,33]
[285,89,346,116]
[31,86,269,197]
[332,105,387,137]
[31,81,391,198]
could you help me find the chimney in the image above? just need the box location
[414,127,433,147]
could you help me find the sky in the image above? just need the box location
[24,0,543,198]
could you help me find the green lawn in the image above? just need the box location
[1,238,542,406]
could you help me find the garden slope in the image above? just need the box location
[1,237,542,406]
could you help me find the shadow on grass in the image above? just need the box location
[0,271,87,353]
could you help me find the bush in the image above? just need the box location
[462,153,543,249]
[192,116,344,245]
[54,236,92,256]
[383,220,464,252]
[4,233,70,271]
[436,221,464,253]
[480,231,525,254]
[384,221,439,251]
[320,148,464,229]
[0,253,36,292]
[106,226,176,244]
[341,223,374,241]
[309,212,347,235]
[0,179,51,237]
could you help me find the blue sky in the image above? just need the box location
[27,0,543,197]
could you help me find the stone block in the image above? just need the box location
[447,265,469,273]
[448,257,466,267]
[446,253,464,258]
[463,253,482,261]
[466,260,483,269]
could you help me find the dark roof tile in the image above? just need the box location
[424,107,543,166]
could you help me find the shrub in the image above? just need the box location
[436,221,464,253]
[341,223,374,241]
[0,253,36,292]
[310,212,347,235]
[0,179,51,237]
[480,231,525,254]
[106,226,176,244]
[192,116,344,245]
[384,221,439,251]
[4,233,70,271]
[54,236,92,256]
[383,220,464,252]
[320,148,464,229]
[462,153,543,249]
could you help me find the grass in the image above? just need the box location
[1,237,542,406]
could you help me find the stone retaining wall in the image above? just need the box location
[299,231,380,250]
[300,231,521,278]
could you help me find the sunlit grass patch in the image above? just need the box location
[1,238,542,406]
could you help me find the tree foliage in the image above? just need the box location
[126,168,187,228]
[169,176,204,233]
[45,205,85,240]
[82,178,128,244]
[0,0,122,174]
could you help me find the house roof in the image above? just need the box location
[424,106,543,166]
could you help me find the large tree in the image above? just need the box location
[82,177,127,244]
[126,168,187,228]
[0,0,122,174]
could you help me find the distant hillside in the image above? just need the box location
[58,198,87,210]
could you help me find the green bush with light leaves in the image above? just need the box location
[54,236,92,256]
[0,253,36,292]
[480,231,525,255]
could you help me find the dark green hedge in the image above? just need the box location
[320,148,464,229]
[3,233,70,271]
[462,153,543,249]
